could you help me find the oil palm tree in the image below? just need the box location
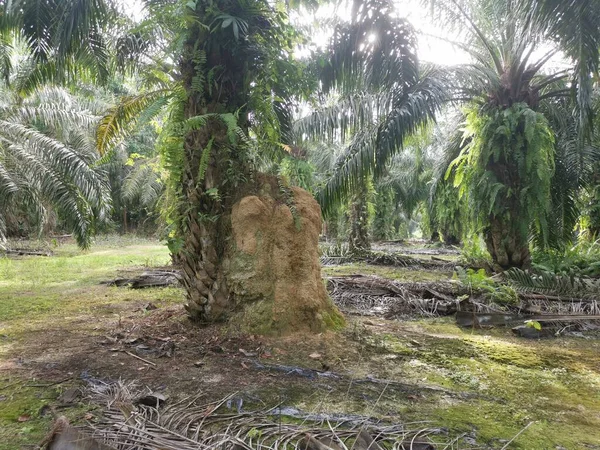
[97,0,323,323]
[0,0,117,248]
[425,0,600,269]
[296,0,447,251]
[0,82,110,248]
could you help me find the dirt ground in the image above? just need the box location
[1,237,600,449]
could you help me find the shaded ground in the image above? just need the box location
[1,237,599,449]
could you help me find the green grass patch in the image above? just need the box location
[0,236,182,447]
[322,263,453,282]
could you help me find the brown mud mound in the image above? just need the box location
[225,186,344,335]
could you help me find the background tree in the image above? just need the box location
[0,39,111,247]
[297,0,447,252]
[425,0,600,269]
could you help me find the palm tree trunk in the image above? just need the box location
[179,117,232,322]
[588,176,600,238]
[173,2,343,330]
[484,217,531,270]
[176,9,241,321]
[348,184,370,254]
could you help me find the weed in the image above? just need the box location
[455,267,519,305]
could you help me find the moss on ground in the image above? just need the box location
[322,263,453,282]
[350,318,600,449]
[0,379,96,450]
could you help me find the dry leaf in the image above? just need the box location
[309,352,322,359]
[17,415,30,422]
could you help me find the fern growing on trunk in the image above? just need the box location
[451,103,555,268]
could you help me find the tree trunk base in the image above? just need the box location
[484,219,531,270]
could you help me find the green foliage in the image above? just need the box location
[525,320,542,331]
[297,0,447,216]
[277,176,301,230]
[531,240,600,278]
[455,267,519,305]
[504,266,600,298]
[97,90,171,156]
[2,0,115,93]
[451,103,555,246]
[319,241,351,258]
[424,0,600,265]
[459,234,492,268]
[277,157,314,192]
[372,187,396,241]
[0,83,110,248]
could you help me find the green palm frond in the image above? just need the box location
[8,0,115,85]
[97,89,171,155]
[296,91,389,144]
[316,70,448,215]
[122,158,163,208]
[322,0,419,95]
[533,94,600,249]
[523,0,600,136]
[0,86,110,247]
[504,267,600,297]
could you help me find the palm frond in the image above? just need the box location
[97,89,171,156]
[322,0,419,95]
[122,158,163,208]
[316,70,447,215]
[523,0,600,137]
[0,86,110,248]
[9,0,116,85]
[504,267,600,298]
[84,380,457,450]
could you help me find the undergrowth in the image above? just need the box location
[455,267,519,305]
[532,239,600,277]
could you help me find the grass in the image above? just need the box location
[0,236,179,448]
[1,236,599,449]
[322,262,453,282]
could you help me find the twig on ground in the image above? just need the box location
[0,380,22,390]
[500,421,534,450]
[24,376,72,388]
[123,350,157,367]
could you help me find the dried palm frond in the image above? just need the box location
[82,381,475,450]
[327,276,473,317]
[318,251,454,271]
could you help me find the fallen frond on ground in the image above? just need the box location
[102,268,181,289]
[319,243,454,271]
[328,274,600,336]
[68,381,472,450]
[327,275,472,317]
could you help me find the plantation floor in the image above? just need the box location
[1,237,599,449]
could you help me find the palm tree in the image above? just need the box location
[376,130,437,239]
[0,82,110,248]
[0,0,118,247]
[105,125,164,234]
[97,0,333,324]
[424,0,600,269]
[296,0,447,251]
